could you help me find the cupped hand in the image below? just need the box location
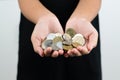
[31,15,64,57]
[65,18,98,57]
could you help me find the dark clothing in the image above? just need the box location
[17,0,102,80]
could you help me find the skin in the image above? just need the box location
[18,0,101,57]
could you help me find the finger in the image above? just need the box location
[51,51,59,58]
[67,50,72,57]
[87,31,98,51]
[44,47,52,57]
[64,53,69,58]
[58,50,64,55]
[71,48,82,56]
[81,45,90,55]
[77,46,83,51]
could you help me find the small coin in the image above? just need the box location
[62,33,72,41]
[72,42,81,48]
[63,45,73,51]
[53,36,63,43]
[46,33,56,40]
[55,33,62,37]
[72,34,85,46]
[56,41,63,49]
[51,41,63,50]
[51,44,59,51]
[42,40,53,49]
[62,33,72,45]
[62,41,72,46]
[66,28,76,38]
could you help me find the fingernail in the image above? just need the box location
[64,54,69,58]
[88,46,93,51]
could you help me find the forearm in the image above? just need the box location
[18,0,53,24]
[69,0,101,22]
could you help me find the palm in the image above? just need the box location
[65,19,98,56]
[31,16,64,57]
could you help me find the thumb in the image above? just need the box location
[31,35,44,57]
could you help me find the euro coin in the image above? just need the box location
[62,33,72,45]
[66,28,76,38]
[52,41,63,50]
[72,42,81,48]
[72,34,85,46]
[55,33,62,37]
[42,40,53,49]
[63,45,73,51]
[53,36,63,43]
[46,33,56,40]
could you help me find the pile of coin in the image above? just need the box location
[41,28,85,51]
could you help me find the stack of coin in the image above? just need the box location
[41,28,86,51]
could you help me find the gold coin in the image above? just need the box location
[62,41,72,46]
[63,45,73,51]
[66,28,76,38]
[72,42,81,48]
[72,34,85,46]
[53,36,63,43]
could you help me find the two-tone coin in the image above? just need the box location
[62,33,72,45]
[72,34,85,46]
[63,45,73,51]
[66,28,76,38]
[42,40,53,50]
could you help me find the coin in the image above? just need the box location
[53,36,63,43]
[52,41,63,50]
[66,28,76,38]
[42,32,86,51]
[72,34,85,46]
[46,33,56,40]
[72,42,81,48]
[55,33,62,37]
[62,41,72,46]
[62,33,72,45]
[62,33,71,40]
[56,41,63,49]
[42,40,53,49]
[63,45,73,51]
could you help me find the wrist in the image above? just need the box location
[37,12,57,23]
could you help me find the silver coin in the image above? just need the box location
[72,34,85,46]
[52,41,63,50]
[56,41,63,49]
[55,33,62,37]
[62,33,72,45]
[46,33,56,40]
[62,33,71,41]
[41,40,53,49]
[62,41,72,46]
